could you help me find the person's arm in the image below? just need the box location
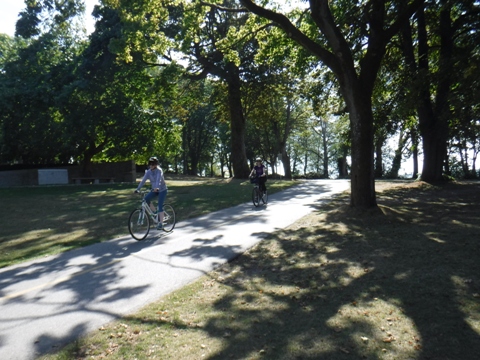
[135,170,150,191]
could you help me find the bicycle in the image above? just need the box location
[128,190,176,241]
[250,176,268,207]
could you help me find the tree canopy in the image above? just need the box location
[0,0,479,206]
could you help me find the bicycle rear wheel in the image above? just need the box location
[128,208,150,241]
[252,187,260,207]
[162,204,176,232]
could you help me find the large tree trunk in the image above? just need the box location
[419,4,452,183]
[420,121,448,181]
[226,66,250,179]
[402,4,451,183]
[336,58,376,207]
[345,92,377,208]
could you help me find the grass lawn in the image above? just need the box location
[36,180,480,360]
[0,176,296,268]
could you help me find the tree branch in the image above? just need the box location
[199,1,248,13]
[238,0,339,73]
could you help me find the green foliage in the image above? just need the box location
[0,12,86,164]
[1,0,479,185]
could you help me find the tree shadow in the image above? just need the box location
[0,236,157,358]
[197,182,480,359]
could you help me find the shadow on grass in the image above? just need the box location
[195,181,480,359]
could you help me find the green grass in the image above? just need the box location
[0,177,296,268]
[37,180,480,360]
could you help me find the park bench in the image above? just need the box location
[72,177,115,184]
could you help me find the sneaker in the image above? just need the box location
[156,223,163,230]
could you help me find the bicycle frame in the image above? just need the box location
[251,181,267,207]
[128,190,176,241]
[141,198,159,223]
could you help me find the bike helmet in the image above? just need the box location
[148,156,159,165]
[255,157,262,162]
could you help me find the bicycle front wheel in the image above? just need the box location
[252,188,260,207]
[162,204,176,232]
[128,208,150,241]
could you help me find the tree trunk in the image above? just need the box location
[321,123,329,178]
[411,128,419,179]
[227,154,233,178]
[81,141,105,177]
[421,124,448,181]
[226,66,250,179]
[337,157,348,178]
[417,4,451,183]
[303,151,308,176]
[388,131,406,178]
[281,149,292,179]
[338,70,376,207]
[348,100,376,208]
[374,136,384,178]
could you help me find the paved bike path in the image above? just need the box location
[0,180,349,360]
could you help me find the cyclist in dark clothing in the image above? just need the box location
[249,158,267,194]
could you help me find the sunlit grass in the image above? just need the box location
[0,177,296,268]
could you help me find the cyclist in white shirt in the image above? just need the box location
[135,156,168,230]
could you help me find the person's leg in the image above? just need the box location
[259,177,267,192]
[157,189,167,227]
[144,191,156,210]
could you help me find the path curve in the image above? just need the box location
[0,179,349,359]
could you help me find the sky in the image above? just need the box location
[0,0,99,37]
